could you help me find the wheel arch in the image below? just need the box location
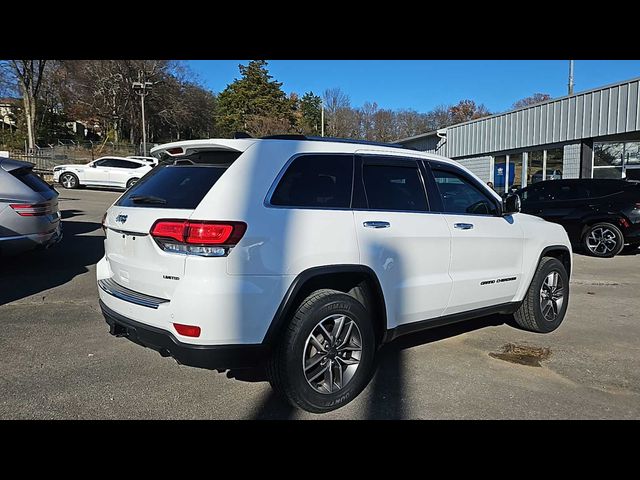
[262,265,388,346]
[538,245,572,278]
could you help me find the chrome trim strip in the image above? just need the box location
[98,278,169,309]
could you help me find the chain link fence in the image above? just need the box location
[8,141,141,174]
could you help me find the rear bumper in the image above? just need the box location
[100,300,270,370]
[0,223,62,255]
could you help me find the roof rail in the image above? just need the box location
[259,134,405,149]
[233,132,253,139]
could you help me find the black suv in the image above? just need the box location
[516,179,640,258]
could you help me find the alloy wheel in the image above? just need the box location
[302,314,362,394]
[539,271,565,322]
[586,227,618,255]
[61,174,76,188]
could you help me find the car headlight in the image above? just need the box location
[53,166,65,172]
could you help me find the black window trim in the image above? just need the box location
[423,160,502,217]
[264,152,356,211]
[354,155,431,213]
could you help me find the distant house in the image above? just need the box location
[0,97,20,131]
[65,120,87,136]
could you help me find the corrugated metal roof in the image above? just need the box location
[400,76,640,158]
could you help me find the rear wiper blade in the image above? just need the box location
[129,194,167,204]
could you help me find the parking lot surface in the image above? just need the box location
[1,188,639,419]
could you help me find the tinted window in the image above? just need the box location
[554,183,590,200]
[589,181,625,197]
[11,167,51,193]
[95,158,119,167]
[432,169,497,215]
[363,163,427,212]
[271,155,353,208]
[111,160,141,169]
[521,182,558,202]
[116,165,227,209]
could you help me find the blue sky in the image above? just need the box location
[185,60,640,114]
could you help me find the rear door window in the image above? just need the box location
[270,154,353,208]
[362,161,428,212]
[555,183,590,200]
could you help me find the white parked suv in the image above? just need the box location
[97,136,572,413]
[53,156,153,190]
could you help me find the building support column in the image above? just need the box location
[581,139,594,179]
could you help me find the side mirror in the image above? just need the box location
[503,193,521,215]
[90,163,97,168]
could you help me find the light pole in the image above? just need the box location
[321,99,324,137]
[568,60,575,96]
[132,78,153,155]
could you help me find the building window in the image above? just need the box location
[527,151,544,184]
[545,148,563,181]
[510,153,524,191]
[493,155,507,194]
[593,141,640,179]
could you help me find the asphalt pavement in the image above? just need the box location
[1,188,639,419]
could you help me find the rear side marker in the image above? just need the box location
[173,323,201,337]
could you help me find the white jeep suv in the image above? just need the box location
[97,136,572,413]
[53,156,153,190]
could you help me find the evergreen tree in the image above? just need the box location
[215,60,294,137]
[299,91,322,135]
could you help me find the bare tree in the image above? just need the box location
[512,93,551,109]
[7,60,47,149]
[323,87,352,137]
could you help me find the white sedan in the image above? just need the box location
[53,157,153,190]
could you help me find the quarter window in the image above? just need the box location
[271,155,353,208]
[362,163,428,212]
[431,169,498,215]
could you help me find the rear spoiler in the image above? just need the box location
[150,139,257,159]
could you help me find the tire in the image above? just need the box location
[267,288,376,413]
[513,257,569,333]
[582,222,624,258]
[126,178,140,189]
[59,172,79,189]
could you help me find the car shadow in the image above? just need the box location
[0,218,104,306]
[234,314,509,419]
[60,209,84,219]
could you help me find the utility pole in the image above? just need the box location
[132,75,153,156]
[321,101,325,137]
[568,60,575,96]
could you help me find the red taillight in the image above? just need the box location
[173,323,201,337]
[150,219,246,256]
[10,203,53,216]
[619,217,630,228]
[186,222,234,244]
[151,220,188,242]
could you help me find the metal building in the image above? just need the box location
[399,77,640,194]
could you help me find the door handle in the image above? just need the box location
[453,223,474,230]
[363,221,391,229]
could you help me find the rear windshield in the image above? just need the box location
[11,168,52,193]
[116,165,228,209]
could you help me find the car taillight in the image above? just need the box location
[173,323,201,337]
[150,219,246,257]
[10,203,53,216]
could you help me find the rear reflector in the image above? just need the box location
[10,203,54,216]
[173,323,201,337]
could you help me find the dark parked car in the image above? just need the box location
[0,157,61,256]
[516,179,640,258]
